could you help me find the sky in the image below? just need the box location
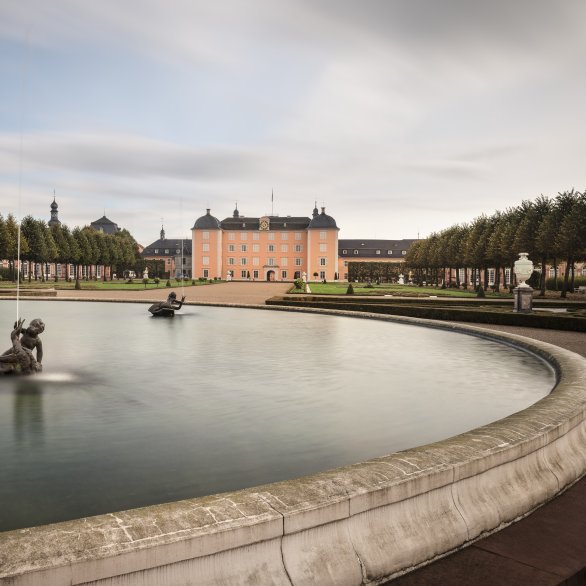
[1,1,585,247]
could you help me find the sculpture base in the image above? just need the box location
[513,287,533,313]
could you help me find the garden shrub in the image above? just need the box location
[166,279,171,287]
[294,278,304,290]
[346,283,354,295]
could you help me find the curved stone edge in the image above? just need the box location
[0,307,584,585]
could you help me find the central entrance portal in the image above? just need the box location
[266,270,276,282]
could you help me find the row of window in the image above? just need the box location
[217,244,309,253]
[201,269,326,280]
[153,248,182,254]
[202,231,331,241]
[202,257,328,267]
[342,249,407,256]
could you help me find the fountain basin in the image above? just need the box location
[0,303,585,585]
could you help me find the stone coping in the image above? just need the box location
[1,305,585,585]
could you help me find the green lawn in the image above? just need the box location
[296,282,513,298]
[0,279,216,291]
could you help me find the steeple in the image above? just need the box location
[160,225,165,240]
[312,201,319,218]
[233,202,240,218]
[48,191,61,226]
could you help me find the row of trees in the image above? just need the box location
[405,190,586,297]
[0,214,141,282]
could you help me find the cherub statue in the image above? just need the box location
[0,318,44,375]
[148,292,186,317]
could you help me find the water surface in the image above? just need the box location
[0,301,554,531]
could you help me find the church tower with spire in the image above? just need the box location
[48,193,61,227]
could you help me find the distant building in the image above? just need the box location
[90,215,120,235]
[191,204,339,281]
[142,226,192,279]
[338,239,418,281]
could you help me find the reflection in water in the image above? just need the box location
[0,300,556,533]
[13,379,44,447]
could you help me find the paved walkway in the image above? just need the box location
[18,284,586,584]
[55,281,290,305]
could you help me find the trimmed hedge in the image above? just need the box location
[266,298,586,332]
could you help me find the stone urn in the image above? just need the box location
[514,253,533,288]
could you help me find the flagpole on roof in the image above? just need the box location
[271,188,274,216]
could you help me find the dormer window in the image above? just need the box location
[342,249,347,254]
[165,249,169,254]
[376,250,381,255]
[354,250,358,254]
[388,250,393,255]
[154,249,159,253]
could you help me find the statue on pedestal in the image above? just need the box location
[0,318,44,375]
[148,292,186,317]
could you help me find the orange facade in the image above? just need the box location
[192,207,339,282]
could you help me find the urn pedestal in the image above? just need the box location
[513,252,534,313]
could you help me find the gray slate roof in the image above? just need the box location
[339,239,417,258]
[142,239,192,257]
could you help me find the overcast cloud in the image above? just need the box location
[1,0,585,245]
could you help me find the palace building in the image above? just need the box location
[192,205,339,282]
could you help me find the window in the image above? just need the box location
[266,258,276,266]
[56,264,62,278]
[319,231,326,239]
[402,250,407,255]
[294,244,303,252]
[319,243,327,252]
[281,257,288,266]
[295,232,302,240]
[267,244,275,252]
[252,244,259,252]
[165,249,169,254]
[268,232,275,240]
[240,232,248,240]
[154,249,159,253]
[96,266,102,278]
[281,232,288,240]
[253,270,259,279]
[319,258,327,266]
[376,250,381,255]
[253,232,259,240]
[176,249,180,254]
[281,244,288,252]
[281,271,287,279]
[203,269,209,278]
[319,271,326,279]
[504,268,511,285]
[549,267,556,277]
[488,268,495,286]
[582,267,586,276]
[241,270,248,278]
[342,249,347,254]
[69,265,75,278]
[228,244,235,252]
[167,259,171,264]
[295,258,302,266]
[228,257,235,265]
[228,232,235,240]
[252,257,259,266]
[240,258,247,265]
[202,243,209,252]
[241,244,247,252]
[344,273,348,280]
[202,231,209,240]
[387,250,393,255]
[354,250,358,255]
[344,261,348,267]
[459,268,466,283]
